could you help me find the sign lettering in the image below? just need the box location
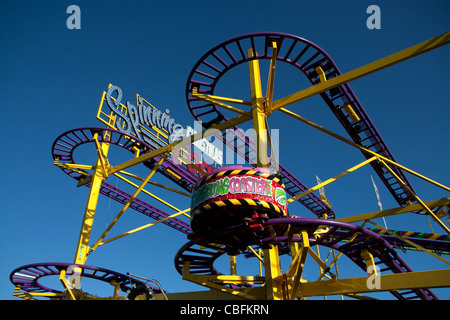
[98,85,224,169]
[105,85,184,145]
[191,175,286,210]
[186,126,223,165]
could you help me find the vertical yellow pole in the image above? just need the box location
[230,255,237,276]
[314,243,327,300]
[248,48,283,299]
[289,231,310,300]
[89,153,168,254]
[258,248,263,278]
[59,270,77,300]
[248,48,269,168]
[263,246,283,299]
[110,280,120,298]
[361,249,377,275]
[74,137,110,265]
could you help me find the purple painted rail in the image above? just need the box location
[185,32,417,212]
[10,262,161,296]
[52,127,192,234]
[175,217,438,300]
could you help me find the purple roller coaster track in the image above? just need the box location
[10,32,450,300]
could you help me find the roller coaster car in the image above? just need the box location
[189,166,289,251]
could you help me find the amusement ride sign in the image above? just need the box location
[190,168,288,218]
[97,84,223,172]
[191,174,286,210]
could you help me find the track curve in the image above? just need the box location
[52,127,192,234]
[185,32,416,211]
[175,217,438,300]
[10,262,161,297]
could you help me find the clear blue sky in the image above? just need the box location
[1,0,449,300]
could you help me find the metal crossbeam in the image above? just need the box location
[272,31,450,111]
[297,269,450,299]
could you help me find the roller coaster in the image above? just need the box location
[10,32,450,300]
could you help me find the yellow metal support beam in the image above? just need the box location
[287,156,377,204]
[113,172,190,217]
[247,245,264,263]
[280,107,450,193]
[53,159,95,171]
[265,41,278,114]
[98,208,190,246]
[272,31,450,111]
[264,117,279,172]
[343,102,360,123]
[248,48,270,169]
[338,198,450,224]
[288,231,310,300]
[53,161,93,180]
[13,285,66,300]
[263,246,284,300]
[315,66,327,83]
[93,136,110,178]
[110,280,121,298]
[367,220,450,265]
[74,140,110,265]
[297,268,450,298]
[192,87,250,116]
[308,247,335,279]
[196,281,264,300]
[59,269,77,300]
[248,47,286,299]
[89,153,168,254]
[316,231,361,282]
[192,87,252,106]
[108,32,450,177]
[108,111,252,175]
[186,162,208,177]
[230,255,237,276]
[379,159,450,235]
[77,33,450,301]
[117,170,191,197]
[361,249,377,275]
[181,261,265,300]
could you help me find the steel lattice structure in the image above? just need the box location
[10,32,450,300]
